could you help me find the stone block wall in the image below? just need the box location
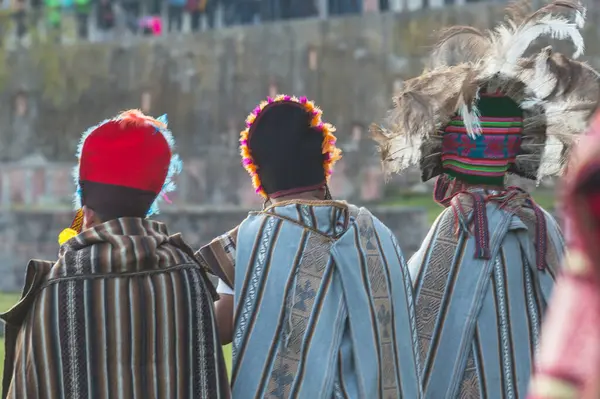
[2,4,599,163]
[0,206,428,292]
[0,4,596,203]
[0,4,581,291]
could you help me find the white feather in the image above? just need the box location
[520,98,544,110]
[537,134,565,182]
[458,103,482,138]
[508,15,584,62]
[545,100,593,135]
[486,14,585,78]
[485,25,520,76]
[386,135,422,172]
[575,7,586,29]
[531,50,558,99]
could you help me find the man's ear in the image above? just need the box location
[82,206,97,230]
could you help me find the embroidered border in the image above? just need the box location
[266,233,332,398]
[233,217,278,360]
[523,257,541,356]
[493,256,516,399]
[356,215,398,395]
[392,235,421,378]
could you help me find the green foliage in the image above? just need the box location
[0,11,12,89]
[0,292,20,314]
[383,192,557,223]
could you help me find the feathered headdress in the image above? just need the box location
[371,0,600,183]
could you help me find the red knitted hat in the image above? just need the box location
[79,117,171,194]
[58,110,182,245]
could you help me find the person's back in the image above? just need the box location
[231,200,419,398]
[407,184,562,397]
[198,95,421,398]
[369,1,598,396]
[3,219,228,398]
[1,110,230,398]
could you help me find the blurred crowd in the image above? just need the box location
[3,0,391,42]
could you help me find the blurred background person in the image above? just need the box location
[74,0,90,39]
[528,112,600,399]
[96,0,115,39]
[167,0,185,32]
[121,0,140,33]
[11,0,26,40]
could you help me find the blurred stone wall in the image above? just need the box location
[0,4,586,290]
[0,206,428,291]
[1,4,597,205]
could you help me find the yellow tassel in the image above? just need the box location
[58,208,84,246]
[69,209,84,232]
[58,228,78,246]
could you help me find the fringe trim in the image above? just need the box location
[433,175,548,268]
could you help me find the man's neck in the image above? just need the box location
[271,190,326,204]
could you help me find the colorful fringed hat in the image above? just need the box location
[58,110,182,246]
[240,95,342,199]
[371,0,600,185]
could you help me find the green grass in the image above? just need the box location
[382,190,557,223]
[223,343,232,378]
[0,291,19,378]
[0,293,19,316]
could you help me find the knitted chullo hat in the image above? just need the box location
[240,95,342,199]
[371,0,600,186]
[439,93,524,186]
[58,110,182,245]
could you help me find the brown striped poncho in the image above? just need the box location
[1,218,230,399]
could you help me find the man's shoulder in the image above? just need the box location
[345,204,390,230]
[0,259,55,326]
[337,205,397,241]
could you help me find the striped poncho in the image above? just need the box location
[409,188,563,398]
[199,200,422,398]
[1,218,230,399]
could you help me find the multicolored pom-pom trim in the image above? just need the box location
[239,94,342,198]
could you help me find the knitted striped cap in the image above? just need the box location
[441,93,523,185]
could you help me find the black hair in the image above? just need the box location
[80,180,157,222]
[249,102,327,198]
